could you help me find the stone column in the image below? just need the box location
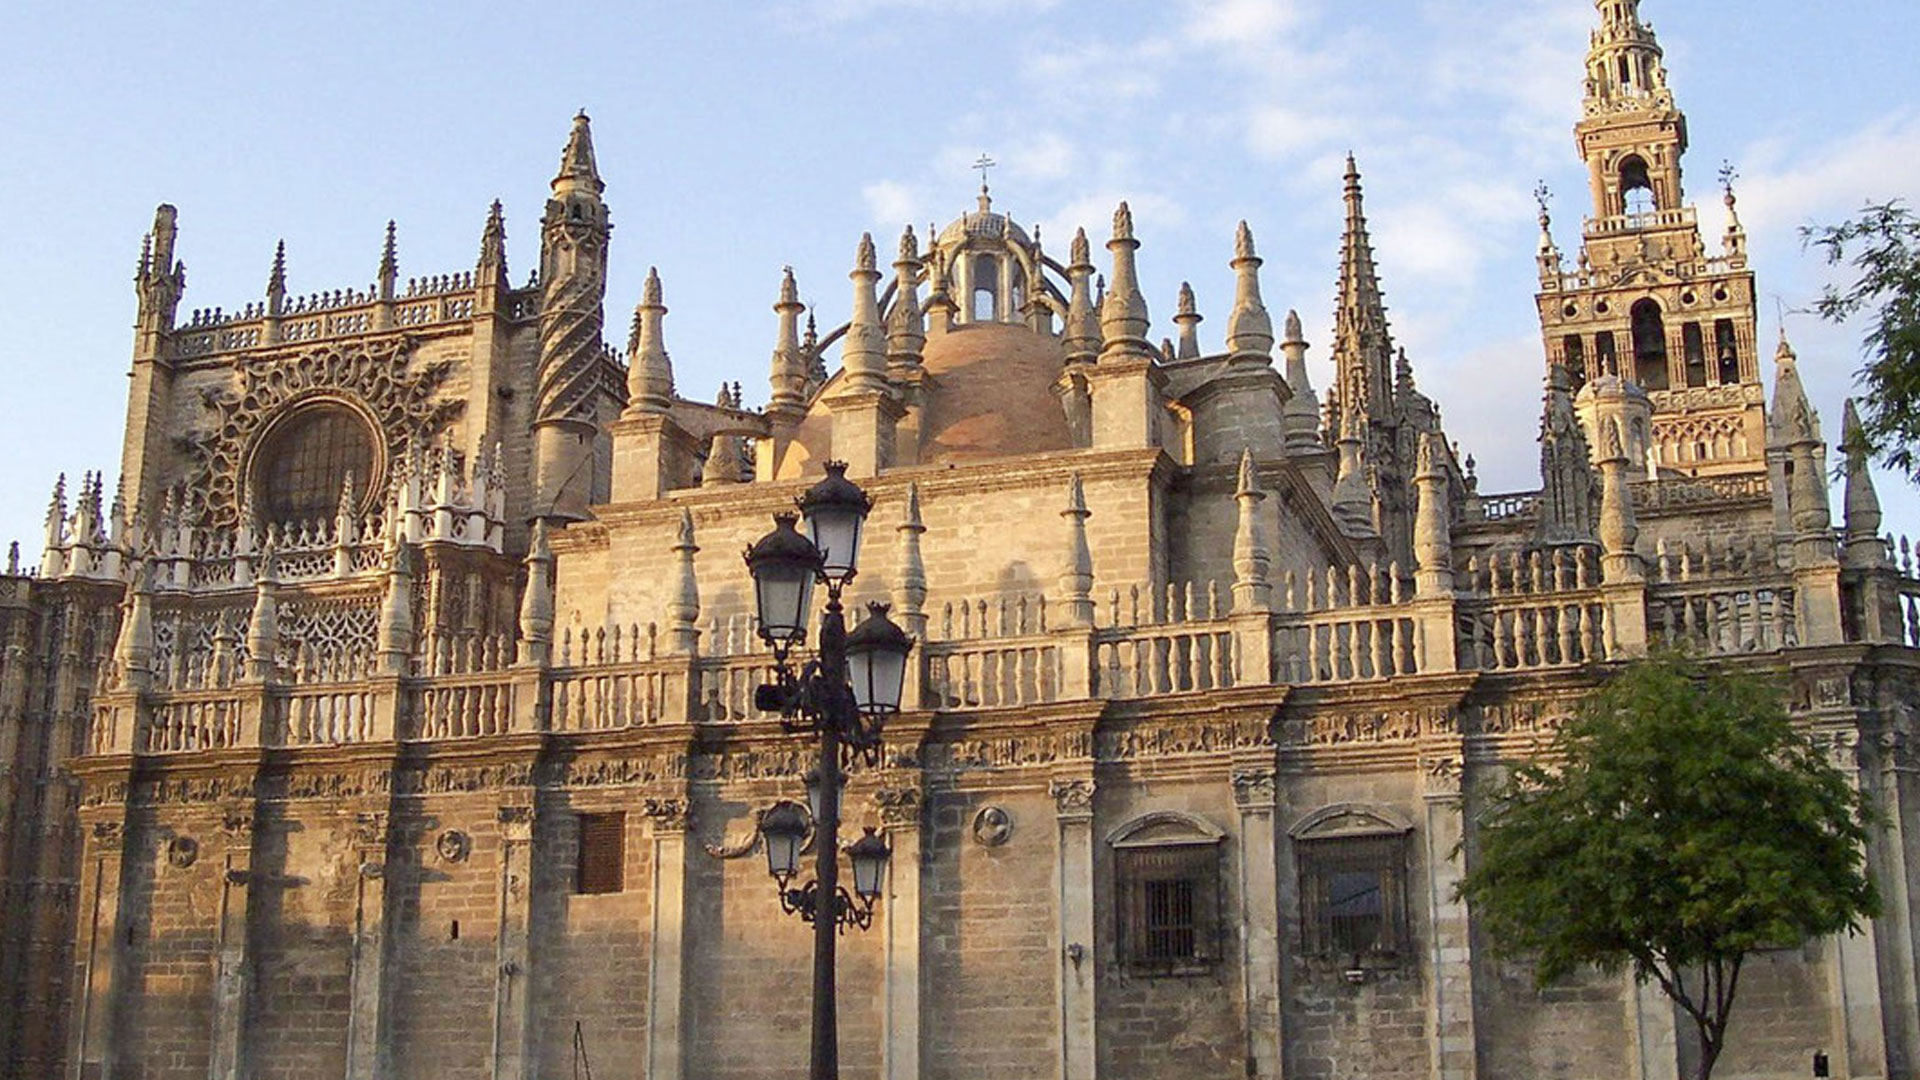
[68,818,128,1080]
[1871,731,1920,1077]
[1627,977,1681,1080]
[207,809,255,1080]
[1232,766,1284,1080]
[1049,776,1097,1080]
[1420,752,1478,1080]
[491,805,536,1080]
[643,797,691,1080]
[875,784,925,1080]
[343,811,391,1080]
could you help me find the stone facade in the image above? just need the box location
[3,3,1919,1079]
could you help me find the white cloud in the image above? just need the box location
[1040,192,1190,256]
[1181,0,1308,49]
[1735,112,1920,238]
[862,180,923,229]
[1246,105,1342,162]
[798,0,1061,21]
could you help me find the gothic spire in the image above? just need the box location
[769,266,809,420]
[1280,310,1322,455]
[843,233,889,393]
[1842,398,1886,568]
[1174,283,1202,360]
[1536,362,1597,545]
[377,220,399,301]
[1063,227,1100,367]
[1332,155,1395,424]
[1099,202,1152,361]
[267,240,287,314]
[554,110,604,196]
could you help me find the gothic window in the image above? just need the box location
[1715,319,1741,384]
[1290,804,1414,970]
[1110,812,1225,975]
[1683,322,1708,387]
[254,403,376,525]
[1631,299,1669,391]
[1620,156,1656,216]
[575,811,626,895]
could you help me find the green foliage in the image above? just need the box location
[1457,653,1877,1079]
[1805,201,1920,482]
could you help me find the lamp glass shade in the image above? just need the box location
[845,603,914,717]
[798,462,872,586]
[846,828,891,902]
[759,802,809,881]
[804,768,846,826]
[744,515,821,645]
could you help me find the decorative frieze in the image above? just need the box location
[1230,768,1277,810]
[1049,778,1094,820]
[642,797,690,833]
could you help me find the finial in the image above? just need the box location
[1070,226,1090,267]
[1177,282,1197,318]
[973,152,996,210]
[643,264,663,306]
[267,240,287,299]
[1344,152,1360,185]
[478,199,508,276]
[1534,180,1553,230]
[1284,309,1304,344]
[1236,448,1259,497]
[779,265,799,305]
[554,110,603,190]
[1112,201,1134,242]
[898,223,918,262]
[379,220,398,278]
[856,232,877,273]
[1235,220,1256,261]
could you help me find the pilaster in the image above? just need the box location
[343,810,392,1080]
[611,413,704,503]
[1083,357,1167,450]
[1820,731,1892,1080]
[1232,765,1284,1080]
[643,797,691,1080]
[826,389,906,479]
[1420,751,1477,1080]
[207,809,255,1080]
[1870,730,1920,1078]
[1627,977,1682,1080]
[1049,774,1097,1080]
[876,783,925,1080]
[68,815,130,1080]
[491,804,536,1080]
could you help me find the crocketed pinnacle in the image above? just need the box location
[1174,282,1201,360]
[478,199,508,279]
[378,220,399,299]
[267,240,287,313]
[1063,227,1100,365]
[553,110,604,195]
[888,225,926,363]
[1841,398,1884,558]
[1333,155,1395,423]
[769,266,809,415]
[843,233,888,392]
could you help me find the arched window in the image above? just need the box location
[970,253,999,322]
[254,403,377,525]
[1631,299,1669,391]
[1620,156,1656,216]
[1715,319,1741,384]
[1109,812,1225,975]
[1564,335,1588,391]
[1596,331,1619,377]
[1290,804,1413,969]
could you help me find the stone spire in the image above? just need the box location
[266,240,288,317]
[376,540,415,675]
[1173,283,1202,360]
[1535,183,1564,287]
[517,520,555,667]
[477,199,509,282]
[1332,155,1396,425]
[1330,409,1378,540]
[1768,333,1823,449]
[1597,419,1643,582]
[1413,433,1453,596]
[113,568,156,688]
[625,267,675,414]
[245,551,281,683]
[768,267,810,422]
[1231,450,1272,612]
[887,225,926,381]
[1536,361,1597,545]
[1841,398,1886,569]
[1226,221,1274,368]
[1063,227,1100,367]
[925,240,957,336]
[893,482,929,639]
[377,220,399,302]
[41,474,66,578]
[666,509,701,656]
[1099,203,1152,361]
[533,111,611,521]
[843,233,889,393]
[1058,474,1095,627]
[1280,310,1322,454]
[135,204,186,352]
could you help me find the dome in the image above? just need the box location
[917,322,1072,463]
[935,191,1034,253]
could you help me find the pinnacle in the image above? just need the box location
[778,265,800,308]
[554,110,603,191]
[1112,202,1134,242]
[855,232,877,274]
[268,240,287,296]
[1177,282,1198,318]
[897,224,919,263]
[1284,309,1305,344]
[643,266,663,308]
[1235,220,1257,262]
[1070,227,1091,267]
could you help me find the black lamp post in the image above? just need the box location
[743,461,914,1080]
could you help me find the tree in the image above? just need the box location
[1455,654,1878,1080]
[1805,201,1920,481]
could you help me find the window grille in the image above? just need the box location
[1116,842,1220,973]
[575,812,626,895]
[1298,833,1408,961]
[256,404,376,525]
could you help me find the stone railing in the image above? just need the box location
[143,691,244,754]
[1647,578,1798,655]
[927,633,1065,709]
[1474,492,1539,524]
[283,683,380,746]
[408,672,517,740]
[170,272,515,360]
[1633,473,1771,514]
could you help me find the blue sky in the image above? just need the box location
[2,0,1916,553]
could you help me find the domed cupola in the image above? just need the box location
[929,183,1053,328]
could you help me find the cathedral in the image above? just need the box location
[3,3,1918,1078]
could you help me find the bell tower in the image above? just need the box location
[1536,0,1766,478]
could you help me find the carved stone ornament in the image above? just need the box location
[1231,769,1277,810]
[435,830,471,864]
[702,808,766,860]
[1049,778,1095,819]
[873,786,924,828]
[220,809,255,838]
[165,835,200,869]
[350,812,389,850]
[180,336,464,528]
[1422,756,1463,797]
[970,805,1013,847]
[90,820,125,851]
[643,797,691,833]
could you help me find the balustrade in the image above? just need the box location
[927,636,1063,708]
[410,674,514,739]
[283,685,377,745]
[143,694,243,753]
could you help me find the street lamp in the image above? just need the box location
[743,461,914,1080]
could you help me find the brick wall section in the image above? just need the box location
[122,812,223,1080]
[246,801,353,1080]
[388,800,512,1080]
[922,787,1059,1080]
[1474,958,1633,1080]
